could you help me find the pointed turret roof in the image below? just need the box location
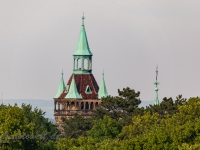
[98,72,108,99]
[73,15,93,56]
[59,74,99,99]
[65,74,82,99]
[54,71,65,98]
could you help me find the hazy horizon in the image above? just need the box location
[1,99,154,119]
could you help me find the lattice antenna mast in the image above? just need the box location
[154,66,159,105]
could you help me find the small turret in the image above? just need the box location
[98,72,108,99]
[65,74,82,99]
[54,71,65,98]
[73,14,93,74]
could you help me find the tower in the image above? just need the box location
[73,15,93,74]
[54,15,108,126]
[154,66,159,105]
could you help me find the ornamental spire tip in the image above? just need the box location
[62,69,64,76]
[82,12,85,25]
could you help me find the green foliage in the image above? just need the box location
[0,104,59,150]
[48,91,200,150]
[0,104,7,110]
[1,87,200,150]
[87,116,122,141]
[146,95,187,118]
[39,140,57,150]
[0,104,35,149]
[94,87,143,125]
[56,137,120,150]
[178,143,200,150]
[62,114,93,139]
[54,89,200,150]
[56,138,78,150]
[117,97,200,149]
[94,139,120,150]
[21,103,59,140]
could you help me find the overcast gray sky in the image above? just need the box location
[0,0,200,102]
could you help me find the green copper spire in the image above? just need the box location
[154,66,159,105]
[98,71,108,99]
[54,71,65,98]
[73,14,93,56]
[65,75,82,99]
[73,15,93,74]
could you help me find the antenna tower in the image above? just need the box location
[154,66,159,105]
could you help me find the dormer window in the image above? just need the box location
[85,85,92,94]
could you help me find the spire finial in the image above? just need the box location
[98,69,108,99]
[156,65,158,81]
[54,70,66,98]
[82,12,85,25]
[154,65,159,105]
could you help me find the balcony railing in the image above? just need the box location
[54,110,93,116]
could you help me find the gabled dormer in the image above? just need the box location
[85,85,92,94]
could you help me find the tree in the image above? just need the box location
[56,138,77,150]
[146,95,187,118]
[93,87,143,125]
[0,104,35,149]
[118,97,200,149]
[0,104,59,150]
[21,103,59,140]
[62,114,93,139]
[87,115,122,141]
[54,95,200,150]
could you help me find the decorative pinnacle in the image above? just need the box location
[154,65,159,105]
[62,69,64,76]
[156,65,158,81]
[102,69,104,76]
[82,12,85,25]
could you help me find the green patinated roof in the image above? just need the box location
[98,72,108,99]
[73,15,93,56]
[54,71,65,98]
[65,75,82,99]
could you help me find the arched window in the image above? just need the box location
[85,102,89,110]
[81,102,84,110]
[95,102,98,108]
[55,102,58,110]
[77,58,82,70]
[90,102,93,110]
[84,59,89,70]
